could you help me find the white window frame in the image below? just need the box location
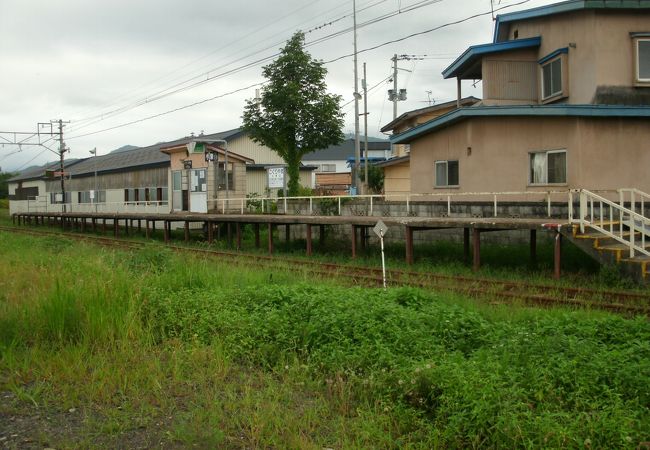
[529,149,567,186]
[541,57,563,101]
[635,38,650,83]
[434,160,459,188]
[318,164,336,173]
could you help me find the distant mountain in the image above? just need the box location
[110,145,139,154]
[343,133,388,143]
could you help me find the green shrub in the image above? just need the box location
[141,283,650,448]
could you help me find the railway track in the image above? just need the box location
[2,224,649,316]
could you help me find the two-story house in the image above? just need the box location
[391,0,650,197]
[378,97,479,196]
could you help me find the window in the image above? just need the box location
[318,164,336,172]
[541,58,562,99]
[12,186,39,201]
[530,150,566,185]
[124,188,136,203]
[216,162,234,190]
[434,160,459,187]
[172,171,182,191]
[50,192,71,204]
[636,38,650,82]
[77,191,104,203]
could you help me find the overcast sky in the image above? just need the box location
[0,0,558,171]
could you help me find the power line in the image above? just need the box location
[66,0,386,128]
[325,0,531,63]
[65,0,531,142]
[65,0,338,122]
[67,82,264,140]
[66,0,445,133]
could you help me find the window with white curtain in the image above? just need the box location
[530,150,566,184]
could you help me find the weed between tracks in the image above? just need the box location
[1,228,649,449]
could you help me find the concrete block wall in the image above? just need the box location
[281,199,573,220]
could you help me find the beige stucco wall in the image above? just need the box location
[383,162,411,197]
[391,104,462,157]
[408,116,650,196]
[509,10,650,103]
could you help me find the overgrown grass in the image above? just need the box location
[1,205,637,290]
[1,230,648,448]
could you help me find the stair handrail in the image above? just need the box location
[572,189,650,258]
[618,188,650,220]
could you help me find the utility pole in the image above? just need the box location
[363,62,369,194]
[352,0,361,194]
[392,54,398,120]
[56,120,67,211]
[389,54,421,119]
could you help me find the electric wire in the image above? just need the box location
[65,0,334,122]
[66,1,530,142]
[325,0,531,63]
[65,0,443,133]
[64,1,530,144]
[66,0,388,128]
[67,82,264,140]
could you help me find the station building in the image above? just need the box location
[8,129,317,215]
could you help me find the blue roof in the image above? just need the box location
[494,0,650,42]
[442,37,541,79]
[391,105,650,144]
[345,156,388,168]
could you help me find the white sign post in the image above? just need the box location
[373,220,389,289]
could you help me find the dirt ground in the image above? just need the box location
[0,390,178,450]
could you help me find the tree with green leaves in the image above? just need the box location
[242,32,344,196]
[0,171,16,199]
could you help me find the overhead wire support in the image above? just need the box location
[0,120,69,210]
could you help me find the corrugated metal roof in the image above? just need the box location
[8,158,84,183]
[302,138,390,161]
[8,129,248,182]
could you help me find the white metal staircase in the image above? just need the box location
[567,188,650,281]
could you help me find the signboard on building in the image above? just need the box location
[267,166,285,189]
